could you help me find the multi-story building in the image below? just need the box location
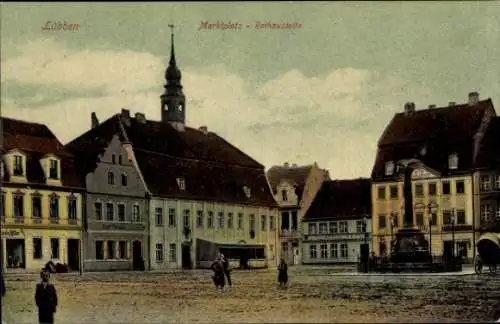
[473,116,500,233]
[301,179,372,264]
[1,117,85,272]
[65,115,150,272]
[266,162,329,264]
[371,92,496,262]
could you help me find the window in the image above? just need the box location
[107,241,115,259]
[319,222,327,234]
[448,153,458,169]
[237,213,244,230]
[218,212,224,229]
[456,180,465,194]
[169,243,177,262]
[183,210,190,228]
[389,185,398,199]
[121,174,127,186]
[13,193,24,218]
[496,207,500,219]
[415,184,424,197]
[155,207,163,226]
[111,154,116,164]
[95,241,104,260]
[176,178,185,191]
[480,204,492,223]
[50,238,59,259]
[309,245,317,259]
[339,221,348,233]
[320,244,328,259]
[207,211,214,229]
[308,223,317,235]
[49,159,59,179]
[94,202,102,221]
[281,190,288,201]
[168,208,176,227]
[379,214,386,229]
[106,203,114,221]
[416,212,424,226]
[116,204,125,222]
[261,215,267,231]
[107,171,114,185]
[429,212,438,226]
[456,210,466,225]
[133,205,140,222]
[33,238,42,259]
[155,243,163,263]
[227,213,234,229]
[0,192,5,217]
[14,155,24,176]
[330,244,338,258]
[118,241,127,259]
[118,155,122,165]
[249,214,255,231]
[356,221,365,233]
[32,194,42,218]
[340,243,348,258]
[49,195,59,220]
[385,161,394,176]
[443,210,452,225]
[68,196,77,220]
[269,215,275,231]
[442,181,451,195]
[428,183,437,196]
[196,210,204,228]
[495,175,500,190]
[481,176,491,191]
[329,222,338,233]
[377,186,386,200]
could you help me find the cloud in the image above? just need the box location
[0,37,434,178]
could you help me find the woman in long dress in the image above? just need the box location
[211,257,226,290]
[277,259,288,287]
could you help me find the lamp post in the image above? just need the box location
[427,202,438,263]
[362,215,369,247]
[390,212,396,254]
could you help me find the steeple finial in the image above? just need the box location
[168,24,176,66]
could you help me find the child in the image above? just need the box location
[277,259,288,287]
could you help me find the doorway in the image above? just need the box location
[457,241,468,261]
[443,240,453,260]
[181,244,191,269]
[292,242,299,265]
[67,239,80,271]
[132,241,144,270]
[6,239,25,269]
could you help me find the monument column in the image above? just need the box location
[403,165,415,228]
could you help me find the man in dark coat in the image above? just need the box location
[35,270,58,324]
[277,259,288,287]
[220,253,232,287]
[210,257,225,290]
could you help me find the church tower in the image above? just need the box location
[160,25,186,131]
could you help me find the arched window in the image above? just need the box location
[108,171,115,185]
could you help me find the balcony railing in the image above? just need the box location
[304,232,369,241]
[68,218,78,225]
[279,229,300,238]
[32,217,42,224]
[49,217,59,224]
[14,217,24,224]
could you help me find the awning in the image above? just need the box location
[197,238,265,249]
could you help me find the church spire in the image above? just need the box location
[169,26,176,66]
[165,24,181,84]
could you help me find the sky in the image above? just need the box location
[1,2,499,179]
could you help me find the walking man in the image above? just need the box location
[220,253,232,287]
[35,270,58,324]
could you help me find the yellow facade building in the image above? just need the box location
[1,117,85,272]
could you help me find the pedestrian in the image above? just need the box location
[35,270,58,324]
[210,256,225,290]
[1,271,6,298]
[220,253,232,287]
[277,258,288,287]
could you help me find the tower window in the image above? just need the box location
[178,104,183,112]
[164,104,169,111]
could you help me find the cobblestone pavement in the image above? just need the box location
[3,266,500,323]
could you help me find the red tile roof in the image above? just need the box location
[65,113,277,207]
[1,117,84,189]
[303,178,372,221]
[372,99,496,180]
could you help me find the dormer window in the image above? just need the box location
[385,161,394,176]
[243,186,251,198]
[448,153,458,170]
[281,189,288,201]
[176,177,185,191]
[13,155,24,176]
[49,159,59,179]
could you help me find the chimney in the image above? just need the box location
[121,109,131,127]
[468,92,479,106]
[404,102,415,115]
[448,101,456,107]
[91,112,99,129]
[283,162,289,168]
[198,126,208,135]
[135,112,146,124]
[428,104,436,109]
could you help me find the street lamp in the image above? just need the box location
[390,212,397,254]
[427,202,438,263]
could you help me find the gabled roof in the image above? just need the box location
[266,165,312,190]
[303,178,372,221]
[476,116,500,170]
[1,117,83,189]
[372,99,496,181]
[65,112,277,207]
